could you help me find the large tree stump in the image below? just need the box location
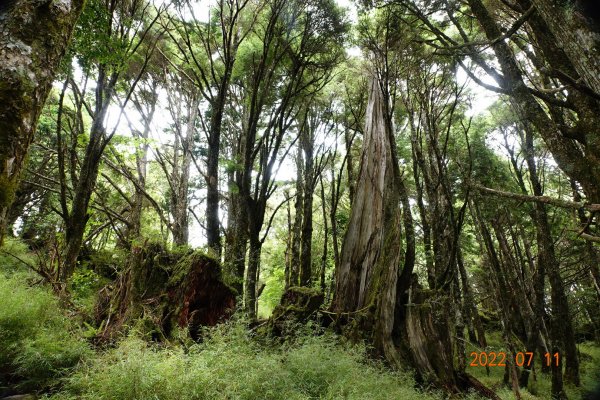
[94,244,236,341]
[405,288,457,391]
[167,252,236,340]
[267,286,324,337]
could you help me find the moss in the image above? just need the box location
[0,174,18,210]
[267,287,324,338]
[168,250,228,289]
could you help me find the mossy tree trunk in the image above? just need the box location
[331,74,491,393]
[521,124,580,387]
[0,0,84,244]
[289,149,304,287]
[467,0,600,205]
[299,113,315,287]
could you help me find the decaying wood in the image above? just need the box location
[95,244,236,342]
[267,286,324,337]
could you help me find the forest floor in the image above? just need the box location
[1,239,599,400]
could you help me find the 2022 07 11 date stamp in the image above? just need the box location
[468,351,560,367]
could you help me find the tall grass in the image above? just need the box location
[0,259,91,392]
[52,321,439,400]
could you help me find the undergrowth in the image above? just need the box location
[2,238,599,400]
[0,250,91,392]
[50,321,439,400]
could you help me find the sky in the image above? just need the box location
[94,0,500,246]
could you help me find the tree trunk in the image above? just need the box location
[205,80,231,257]
[522,124,580,387]
[467,0,600,205]
[530,0,600,95]
[289,150,303,286]
[299,120,314,287]
[0,0,84,243]
[319,176,328,293]
[61,114,108,281]
[245,228,262,319]
[126,96,157,242]
[472,202,522,398]
[332,78,405,366]
[344,127,356,204]
[171,95,199,247]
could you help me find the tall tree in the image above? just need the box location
[59,0,162,281]
[168,0,255,256]
[0,0,85,243]
[225,0,347,317]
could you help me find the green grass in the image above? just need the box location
[50,321,440,400]
[0,271,92,392]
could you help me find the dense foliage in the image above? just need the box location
[1,0,600,399]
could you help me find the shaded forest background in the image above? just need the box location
[1,0,600,399]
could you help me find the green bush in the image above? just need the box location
[0,274,91,391]
[53,321,438,400]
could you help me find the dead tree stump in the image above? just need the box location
[267,286,324,337]
[167,252,236,340]
[94,244,236,342]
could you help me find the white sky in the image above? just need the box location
[75,0,500,247]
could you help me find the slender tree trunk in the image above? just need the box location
[299,122,314,286]
[0,0,84,243]
[224,190,248,296]
[329,166,340,271]
[205,80,231,257]
[245,224,262,319]
[472,202,521,398]
[522,124,579,387]
[319,176,328,293]
[290,150,303,286]
[284,190,293,290]
[344,127,356,204]
[61,111,109,281]
[126,98,156,242]
[171,96,199,247]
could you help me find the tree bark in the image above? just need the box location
[522,123,580,387]
[170,95,198,247]
[299,117,315,287]
[467,0,600,205]
[290,150,304,286]
[61,109,110,281]
[0,0,84,243]
[332,75,408,373]
[245,219,263,319]
[529,0,600,95]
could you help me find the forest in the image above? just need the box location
[1,0,600,399]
